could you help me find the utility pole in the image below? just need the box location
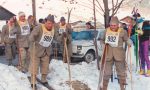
[32,0,36,24]
[93,0,99,69]
[31,1,36,90]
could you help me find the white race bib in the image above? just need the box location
[20,24,30,35]
[18,21,30,36]
[59,24,66,34]
[39,25,54,47]
[59,28,65,34]
[105,29,120,47]
[9,27,16,38]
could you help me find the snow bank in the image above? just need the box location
[0,64,31,90]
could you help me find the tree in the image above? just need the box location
[62,0,127,27]
[96,0,126,28]
[61,0,77,23]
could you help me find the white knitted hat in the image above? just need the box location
[18,11,25,17]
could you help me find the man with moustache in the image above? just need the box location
[100,16,132,90]
[29,14,59,89]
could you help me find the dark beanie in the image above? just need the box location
[60,17,65,22]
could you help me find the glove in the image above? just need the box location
[127,39,133,47]
[63,32,67,38]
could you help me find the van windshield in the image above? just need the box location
[74,31,98,40]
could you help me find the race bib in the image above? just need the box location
[9,27,16,38]
[20,24,30,35]
[39,25,54,47]
[105,29,120,47]
[59,28,65,34]
[18,21,30,35]
[9,33,16,38]
[59,24,66,34]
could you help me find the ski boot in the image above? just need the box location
[145,70,150,77]
[138,69,145,75]
[31,84,37,90]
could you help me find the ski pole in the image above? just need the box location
[55,43,58,60]
[63,41,66,63]
[32,42,36,90]
[54,43,57,60]
[97,44,108,90]
[128,46,133,90]
[64,37,72,90]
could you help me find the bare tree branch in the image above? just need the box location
[77,3,103,16]
[112,0,125,16]
[95,0,105,13]
[112,0,115,15]
[113,0,119,11]
[88,0,104,14]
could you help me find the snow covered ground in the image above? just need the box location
[0,45,150,90]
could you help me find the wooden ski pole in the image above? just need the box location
[126,21,133,90]
[129,46,133,90]
[64,37,72,90]
[93,0,99,70]
[63,42,66,63]
[54,44,57,60]
[54,47,57,60]
[56,47,58,60]
[97,44,108,90]
[55,43,58,60]
[32,42,36,90]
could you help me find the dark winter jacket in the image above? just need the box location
[140,20,150,42]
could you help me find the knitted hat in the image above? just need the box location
[60,17,65,22]
[109,16,119,25]
[18,11,25,17]
[45,14,55,23]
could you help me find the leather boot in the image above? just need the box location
[31,84,37,90]
[100,80,109,90]
[31,74,37,84]
[119,79,126,90]
[41,74,47,83]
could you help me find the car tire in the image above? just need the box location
[84,51,95,63]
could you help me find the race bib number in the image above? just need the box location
[20,25,30,35]
[105,33,119,47]
[39,33,53,47]
[59,28,65,34]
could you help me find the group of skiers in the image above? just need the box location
[1,11,72,89]
[0,10,150,90]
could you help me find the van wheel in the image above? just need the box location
[84,51,95,63]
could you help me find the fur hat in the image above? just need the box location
[18,11,25,17]
[109,16,119,25]
[60,17,65,22]
[45,14,55,23]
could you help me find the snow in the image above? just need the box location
[0,46,150,90]
[0,64,30,90]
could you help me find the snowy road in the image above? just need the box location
[0,46,149,90]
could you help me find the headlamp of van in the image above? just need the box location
[77,45,82,50]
